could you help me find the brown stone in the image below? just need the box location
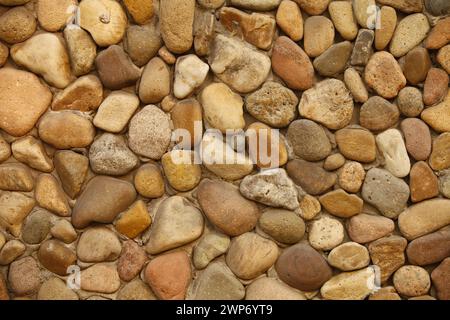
[410,161,439,203]
[376,0,422,13]
[350,29,374,66]
[393,265,431,297]
[38,111,95,149]
[347,214,395,244]
[0,273,8,300]
[368,235,407,283]
[423,68,449,106]
[38,240,77,276]
[286,159,336,195]
[95,45,141,90]
[365,51,406,99]
[171,98,203,147]
[276,0,303,41]
[407,228,450,266]
[0,68,52,137]
[431,258,450,300]
[360,96,400,131]
[319,189,363,218]
[369,286,401,300]
[8,257,40,296]
[400,118,431,161]
[0,6,36,44]
[54,151,89,199]
[139,57,171,104]
[117,240,148,282]
[287,119,331,161]
[275,242,332,292]
[304,16,334,58]
[145,251,191,300]
[52,75,103,111]
[404,47,431,85]
[338,161,366,193]
[115,200,152,238]
[72,176,137,229]
[0,42,8,67]
[424,17,450,50]
[271,36,314,90]
[197,179,260,237]
[314,41,353,76]
[0,163,34,192]
[375,6,397,51]
[133,163,165,198]
[421,91,450,132]
[437,45,450,73]
[430,133,450,171]
[335,128,376,163]
[123,0,154,25]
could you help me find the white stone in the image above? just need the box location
[376,129,411,178]
[174,54,209,99]
[309,216,345,251]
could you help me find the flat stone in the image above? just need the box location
[0,68,52,137]
[410,161,439,203]
[407,228,450,266]
[145,196,204,254]
[304,16,334,58]
[22,210,52,245]
[115,200,151,239]
[275,242,332,291]
[421,91,450,132]
[193,231,230,269]
[321,267,376,300]
[80,263,121,294]
[35,174,70,217]
[431,258,450,300]
[0,192,35,236]
[93,91,140,133]
[11,136,53,173]
[390,13,430,58]
[401,118,431,161]
[276,0,303,41]
[365,52,406,99]
[174,54,209,99]
[123,23,162,67]
[362,168,410,219]
[187,261,245,300]
[11,32,72,88]
[0,6,36,44]
[329,1,358,40]
[360,96,400,131]
[287,119,331,161]
[38,239,77,276]
[423,68,449,106]
[245,277,306,300]
[72,176,136,229]
[344,68,369,103]
[347,214,395,244]
[376,129,410,178]
[0,240,25,265]
[95,45,140,90]
[309,215,344,251]
[328,242,370,271]
[139,57,170,104]
[145,251,191,300]
[128,105,171,160]
[63,25,97,76]
[319,189,363,218]
[429,133,450,171]
[351,29,374,66]
[117,279,156,300]
[160,0,195,53]
[220,7,276,50]
[246,81,298,128]
[209,34,270,93]
[240,169,299,210]
[8,257,40,296]
[50,219,77,244]
[54,151,89,199]
[38,277,78,300]
[368,235,407,283]
[286,159,337,195]
[0,163,34,192]
[338,161,366,193]
[226,232,278,280]
[393,266,430,297]
[197,179,260,237]
[335,127,376,163]
[314,41,352,76]
[133,163,165,198]
[117,240,147,282]
[404,47,431,85]
[375,6,397,51]
[258,209,305,244]
[77,226,121,263]
[200,82,245,132]
[51,75,103,111]
[397,87,424,117]
[271,36,314,90]
[299,79,354,130]
[38,111,95,149]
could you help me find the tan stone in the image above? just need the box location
[321,267,376,300]
[304,16,334,58]
[328,242,370,271]
[124,0,154,25]
[162,150,201,191]
[429,133,450,171]
[11,136,53,173]
[276,0,303,41]
[390,13,430,58]
[0,192,35,236]
[410,161,439,203]
[335,128,376,163]
[298,194,321,220]
[134,163,165,198]
[35,174,70,217]
[37,0,76,32]
[52,75,103,111]
[375,6,397,51]
[0,163,34,192]
[393,266,430,297]
[115,200,151,238]
[329,1,358,41]
[54,150,89,199]
[319,189,363,218]
[421,92,450,133]
[80,263,121,294]
[369,235,407,283]
[339,161,366,193]
[347,214,395,244]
